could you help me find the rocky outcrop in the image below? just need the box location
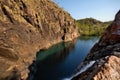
[72,10,120,80]
[93,56,120,80]
[0,0,79,80]
[72,55,120,80]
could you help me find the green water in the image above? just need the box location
[33,36,99,80]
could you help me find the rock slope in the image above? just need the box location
[0,0,79,80]
[72,10,120,80]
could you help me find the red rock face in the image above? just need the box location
[72,10,120,80]
[93,56,120,80]
[99,10,120,46]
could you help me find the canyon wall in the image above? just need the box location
[0,0,79,79]
[72,10,120,80]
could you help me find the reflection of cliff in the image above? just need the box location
[36,39,76,62]
[72,11,120,80]
[31,39,76,80]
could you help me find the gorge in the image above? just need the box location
[32,36,99,80]
[0,0,120,80]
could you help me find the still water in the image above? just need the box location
[33,36,99,80]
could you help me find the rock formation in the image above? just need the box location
[0,0,79,80]
[72,10,120,80]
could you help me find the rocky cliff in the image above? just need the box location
[0,0,79,80]
[72,10,120,80]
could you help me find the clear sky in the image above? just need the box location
[53,0,120,22]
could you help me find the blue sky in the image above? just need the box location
[53,0,120,22]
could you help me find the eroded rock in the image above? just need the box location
[72,10,120,80]
[0,0,79,79]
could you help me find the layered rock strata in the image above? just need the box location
[0,0,79,80]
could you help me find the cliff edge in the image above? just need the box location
[0,0,79,80]
[72,10,120,80]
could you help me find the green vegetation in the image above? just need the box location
[78,36,100,41]
[76,18,112,36]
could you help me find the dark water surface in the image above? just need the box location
[33,36,99,80]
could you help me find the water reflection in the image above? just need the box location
[34,40,76,80]
[33,36,99,80]
[36,39,76,62]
